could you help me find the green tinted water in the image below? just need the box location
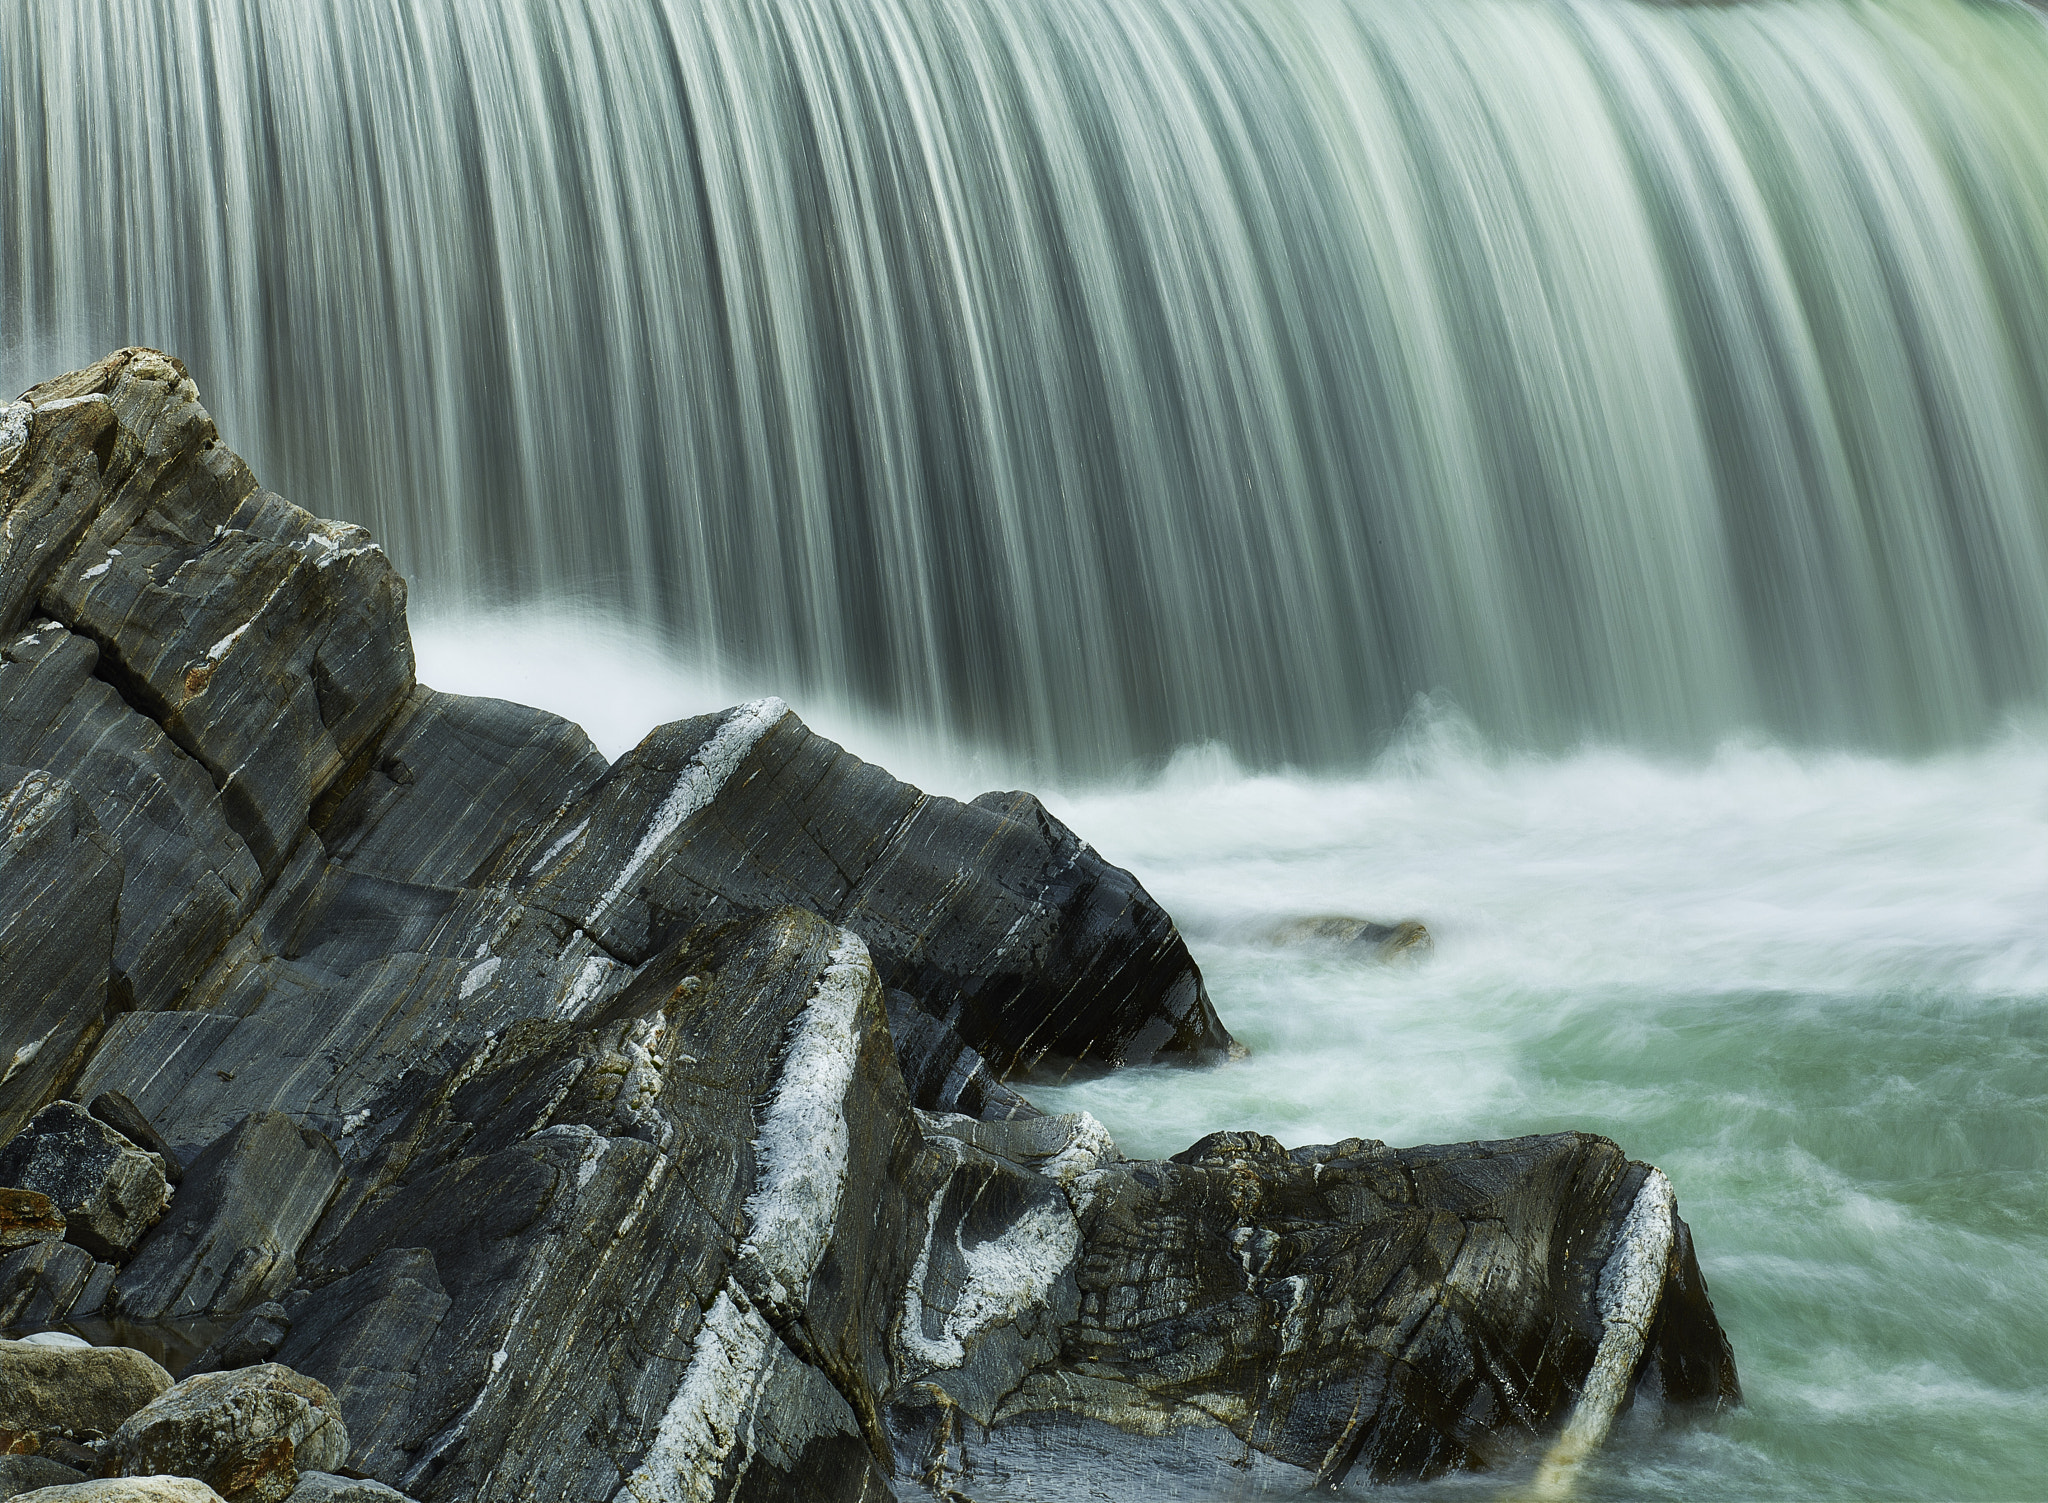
[1032,720,2048,1500]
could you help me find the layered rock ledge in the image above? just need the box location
[0,351,1737,1501]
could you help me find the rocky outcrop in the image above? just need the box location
[0,771,123,1146]
[1,352,1737,1501]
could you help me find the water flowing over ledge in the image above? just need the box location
[9,0,2048,770]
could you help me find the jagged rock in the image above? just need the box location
[0,1189,66,1252]
[0,770,123,1144]
[7,352,413,879]
[88,1098,185,1187]
[0,1238,98,1326]
[69,691,617,1160]
[115,1115,340,1323]
[280,909,910,1501]
[0,1336,174,1450]
[7,1481,226,1503]
[895,1130,1737,1498]
[1268,914,1433,959]
[0,1102,171,1260]
[885,994,1040,1122]
[103,1365,346,1503]
[184,1304,291,1377]
[0,629,259,1019]
[280,1477,413,1503]
[490,705,1233,1077]
[0,1454,89,1497]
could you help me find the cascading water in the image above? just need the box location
[8,0,2048,770]
[7,0,2047,1499]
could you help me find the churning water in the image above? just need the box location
[11,0,2048,1495]
[414,614,2048,1501]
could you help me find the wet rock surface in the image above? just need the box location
[0,352,1738,1501]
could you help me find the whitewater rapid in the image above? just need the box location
[418,610,2048,1501]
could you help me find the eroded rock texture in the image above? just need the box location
[0,352,1737,1502]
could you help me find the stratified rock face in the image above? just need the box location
[0,350,1739,1502]
[280,907,910,1502]
[488,712,1233,1077]
[0,1101,170,1260]
[114,1113,341,1322]
[0,770,123,1144]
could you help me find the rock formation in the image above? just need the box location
[0,351,1737,1501]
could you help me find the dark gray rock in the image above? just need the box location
[103,1363,348,1503]
[0,1453,89,1498]
[272,1251,449,1478]
[0,629,261,1018]
[893,1129,1738,1498]
[15,352,413,879]
[309,686,608,889]
[115,1114,341,1322]
[183,1302,291,1377]
[0,770,123,1144]
[492,703,1234,1077]
[0,1102,171,1259]
[282,909,911,1502]
[0,1237,97,1326]
[885,993,1041,1122]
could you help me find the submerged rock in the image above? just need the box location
[1268,913,1433,959]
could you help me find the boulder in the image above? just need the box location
[0,770,123,1145]
[0,1237,99,1326]
[0,1103,170,1260]
[114,1115,340,1322]
[0,630,258,1019]
[889,1129,1738,1498]
[11,1478,227,1501]
[0,1455,88,1498]
[491,708,1234,1077]
[0,1337,173,1450]
[103,1365,346,1503]
[87,1098,184,1187]
[884,993,1040,1122]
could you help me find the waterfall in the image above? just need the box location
[7,0,2048,770]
